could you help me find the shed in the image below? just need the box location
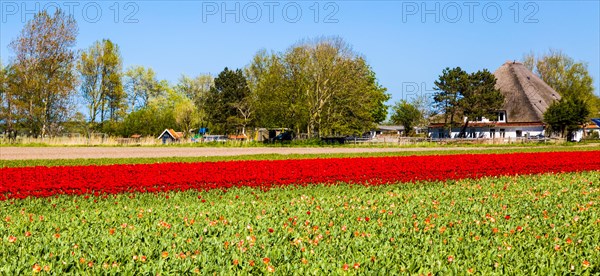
[157,129,183,144]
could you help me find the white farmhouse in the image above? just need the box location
[428,61,561,140]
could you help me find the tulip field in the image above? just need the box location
[1,150,599,274]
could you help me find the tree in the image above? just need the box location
[321,57,388,136]
[124,66,163,112]
[119,87,180,137]
[77,39,125,126]
[369,70,391,125]
[8,9,78,137]
[433,67,504,138]
[176,74,213,106]
[174,98,199,138]
[1,63,20,139]
[246,49,304,132]
[390,100,422,136]
[205,67,252,134]
[0,61,8,133]
[287,37,387,136]
[246,37,389,137]
[175,74,213,128]
[458,69,504,137]
[523,50,599,118]
[544,96,590,139]
[410,94,434,129]
[433,67,469,137]
[78,42,102,125]
[101,40,125,122]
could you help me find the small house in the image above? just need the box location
[157,129,183,144]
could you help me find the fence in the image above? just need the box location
[1,134,564,146]
[2,135,160,146]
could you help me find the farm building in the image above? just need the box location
[157,129,184,144]
[368,125,426,138]
[572,119,600,142]
[428,61,561,139]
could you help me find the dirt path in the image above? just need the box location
[1,145,596,160]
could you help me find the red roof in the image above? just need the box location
[228,134,247,140]
[585,125,599,129]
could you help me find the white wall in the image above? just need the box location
[429,126,545,139]
[572,129,600,142]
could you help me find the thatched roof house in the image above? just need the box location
[429,61,561,139]
[493,61,561,123]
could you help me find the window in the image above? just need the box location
[490,129,496,138]
[498,111,506,122]
[516,130,522,137]
[499,129,505,138]
[438,129,445,138]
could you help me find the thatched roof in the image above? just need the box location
[493,61,561,122]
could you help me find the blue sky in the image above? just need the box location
[1,0,599,107]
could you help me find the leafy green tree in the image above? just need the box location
[246,49,304,132]
[8,9,78,137]
[458,69,504,137]
[433,67,469,137]
[433,67,504,138]
[101,40,126,122]
[368,69,391,125]
[77,39,125,127]
[124,66,164,112]
[288,37,388,136]
[0,61,9,134]
[119,88,182,137]
[390,100,422,136]
[523,50,599,118]
[120,106,166,137]
[205,67,252,134]
[174,98,199,138]
[321,57,388,136]
[544,96,590,139]
[1,63,22,139]
[78,43,102,124]
[246,37,389,137]
[175,74,213,129]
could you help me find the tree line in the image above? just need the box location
[0,10,389,139]
[1,10,597,141]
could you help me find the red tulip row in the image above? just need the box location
[1,151,599,200]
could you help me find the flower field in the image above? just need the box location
[1,151,599,274]
[1,151,599,200]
